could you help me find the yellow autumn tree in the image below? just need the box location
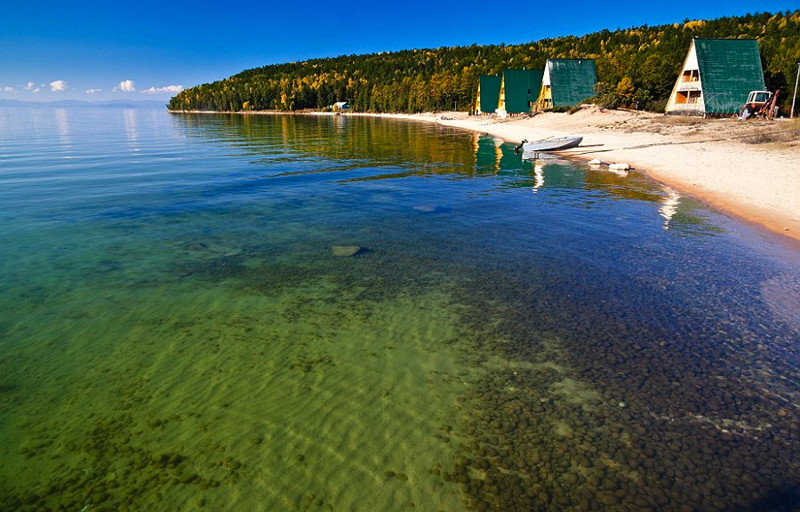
[615,76,636,107]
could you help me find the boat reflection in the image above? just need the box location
[532,161,545,193]
[659,187,682,230]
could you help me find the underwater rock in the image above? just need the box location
[331,245,361,257]
[413,204,437,212]
[183,242,208,251]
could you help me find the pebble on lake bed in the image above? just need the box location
[331,245,361,257]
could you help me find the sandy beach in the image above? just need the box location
[368,108,800,245]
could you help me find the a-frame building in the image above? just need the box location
[475,75,501,114]
[665,38,766,115]
[496,69,544,115]
[535,59,597,110]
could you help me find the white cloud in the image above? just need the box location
[50,80,68,92]
[2,86,15,92]
[140,85,183,94]
[115,80,136,92]
[25,81,36,90]
[85,88,102,94]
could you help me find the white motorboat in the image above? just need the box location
[519,135,583,152]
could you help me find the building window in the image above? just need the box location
[676,90,701,104]
[681,70,699,82]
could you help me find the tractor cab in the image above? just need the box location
[740,90,780,120]
[745,91,773,106]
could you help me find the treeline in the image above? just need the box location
[168,11,800,113]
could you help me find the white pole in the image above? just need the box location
[792,62,800,119]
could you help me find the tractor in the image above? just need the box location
[740,90,780,120]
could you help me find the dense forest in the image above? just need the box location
[168,11,800,113]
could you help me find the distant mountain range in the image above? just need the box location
[0,99,166,109]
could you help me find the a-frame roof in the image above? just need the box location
[477,75,501,113]
[694,38,765,114]
[547,59,597,107]
[502,69,544,113]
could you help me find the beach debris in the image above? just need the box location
[587,160,632,171]
[331,245,361,257]
[586,159,630,176]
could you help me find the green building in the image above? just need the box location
[665,38,765,115]
[475,75,501,114]
[535,59,597,110]
[497,69,544,115]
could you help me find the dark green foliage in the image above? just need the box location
[169,11,800,113]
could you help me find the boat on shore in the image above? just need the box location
[515,135,583,155]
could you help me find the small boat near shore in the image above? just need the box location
[515,135,583,155]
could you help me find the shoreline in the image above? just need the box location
[364,109,800,247]
[170,108,800,246]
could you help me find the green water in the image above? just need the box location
[1,108,799,511]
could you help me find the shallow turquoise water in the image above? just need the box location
[1,108,799,511]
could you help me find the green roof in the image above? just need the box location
[548,59,597,107]
[695,38,765,114]
[477,75,501,113]
[502,69,544,113]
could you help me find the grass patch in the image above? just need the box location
[743,119,800,144]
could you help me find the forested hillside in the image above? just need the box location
[168,11,800,113]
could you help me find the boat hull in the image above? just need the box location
[522,136,583,152]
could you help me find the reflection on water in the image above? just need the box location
[473,133,501,174]
[0,109,799,511]
[533,161,545,192]
[123,108,139,152]
[54,108,71,150]
[660,187,682,230]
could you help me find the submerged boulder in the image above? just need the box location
[331,245,361,257]
[413,204,438,213]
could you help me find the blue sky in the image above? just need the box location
[1,0,797,102]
